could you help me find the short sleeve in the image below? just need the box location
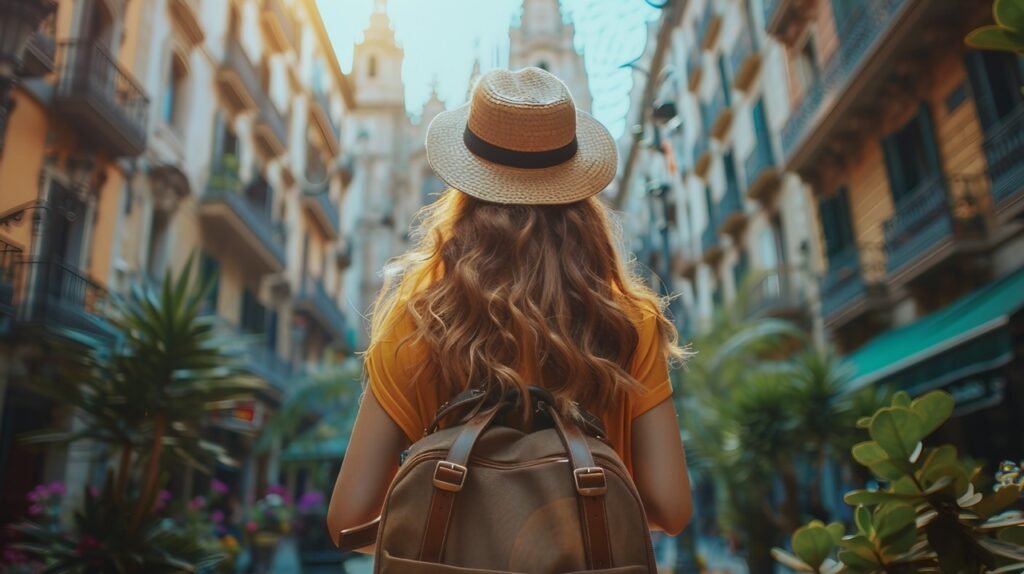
[628,308,673,419]
[364,311,425,443]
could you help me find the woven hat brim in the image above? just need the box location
[425,104,618,205]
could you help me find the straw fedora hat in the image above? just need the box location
[425,67,617,205]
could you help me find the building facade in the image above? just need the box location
[622,0,1024,482]
[0,0,357,524]
[510,0,592,113]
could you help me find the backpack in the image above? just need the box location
[338,386,657,573]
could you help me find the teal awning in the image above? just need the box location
[845,266,1024,393]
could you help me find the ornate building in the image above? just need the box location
[509,0,592,113]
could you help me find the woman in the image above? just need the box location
[327,67,692,548]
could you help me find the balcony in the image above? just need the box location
[729,26,760,92]
[22,12,56,77]
[14,259,116,344]
[254,91,287,158]
[744,137,780,202]
[261,0,297,52]
[746,267,810,320]
[778,0,958,174]
[215,318,297,395]
[718,180,746,236]
[883,175,989,286]
[821,243,889,330]
[294,277,349,345]
[983,106,1024,220]
[217,35,260,112]
[693,132,711,177]
[701,217,722,263]
[765,0,816,42]
[702,87,732,140]
[301,189,340,239]
[698,5,722,50]
[311,88,341,156]
[54,40,149,157]
[169,0,204,46]
[0,239,23,327]
[200,163,286,274]
[687,47,703,92]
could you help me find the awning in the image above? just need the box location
[844,266,1024,398]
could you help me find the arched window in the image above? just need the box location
[368,55,377,78]
[536,60,549,71]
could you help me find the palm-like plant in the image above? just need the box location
[16,258,267,571]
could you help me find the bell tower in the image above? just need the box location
[509,0,592,112]
[353,0,404,108]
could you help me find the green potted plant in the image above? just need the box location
[966,0,1024,53]
[772,390,1024,573]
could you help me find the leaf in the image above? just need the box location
[966,26,1024,52]
[873,503,917,556]
[870,407,926,462]
[892,391,911,407]
[977,537,1024,562]
[995,0,1024,33]
[852,440,912,480]
[997,526,1024,545]
[771,548,816,572]
[838,534,882,570]
[844,489,919,506]
[793,522,840,569]
[909,391,955,438]
[855,506,874,536]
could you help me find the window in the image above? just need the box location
[966,51,1024,131]
[723,149,739,194]
[881,104,942,204]
[200,253,220,314]
[794,37,819,96]
[146,209,171,279]
[163,55,188,134]
[240,290,266,334]
[537,60,550,71]
[818,186,855,259]
[368,55,377,78]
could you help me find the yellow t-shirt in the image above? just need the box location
[365,301,673,475]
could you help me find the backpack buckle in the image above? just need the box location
[573,467,607,496]
[433,461,468,492]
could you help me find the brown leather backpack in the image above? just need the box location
[338,386,657,573]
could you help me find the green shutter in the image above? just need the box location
[916,103,942,180]
[881,133,906,203]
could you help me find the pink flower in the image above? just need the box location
[28,504,43,516]
[211,479,229,495]
[211,510,225,524]
[245,520,258,533]
[47,481,66,496]
[189,496,206,511]
[88,486,101,498]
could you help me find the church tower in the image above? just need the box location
[352,0,404,108]
[509,0,592,112]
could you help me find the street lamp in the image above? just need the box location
[0,0,57,154]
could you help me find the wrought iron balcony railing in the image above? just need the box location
[302,188,340,238]
[821,242,886,320]
[219,35,262,111]
[15,259,116,342]
[982,106,1024,209]
[313,88,342,149]
[55,39,150,156]
[883,175,987,274]
[23,11,56,76]
[780,0,907,158]
[729,27,755,86]
[202,163,287,269]
[296,277,348,344]
[746,267,809,319]
[255,91,288,156]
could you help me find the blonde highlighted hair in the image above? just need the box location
[367,189,686,421]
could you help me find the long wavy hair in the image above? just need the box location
[368,189,687,422]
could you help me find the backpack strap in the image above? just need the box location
[418,404,503,562]
[423,387,488,437]
[545,402,614,570]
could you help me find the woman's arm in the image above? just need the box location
[630,398,692,535]
[326,390,410,552]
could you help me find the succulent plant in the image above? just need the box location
[966,0,1024,54]
[772,390,1024,573]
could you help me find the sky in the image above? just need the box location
[314,0,661,139]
